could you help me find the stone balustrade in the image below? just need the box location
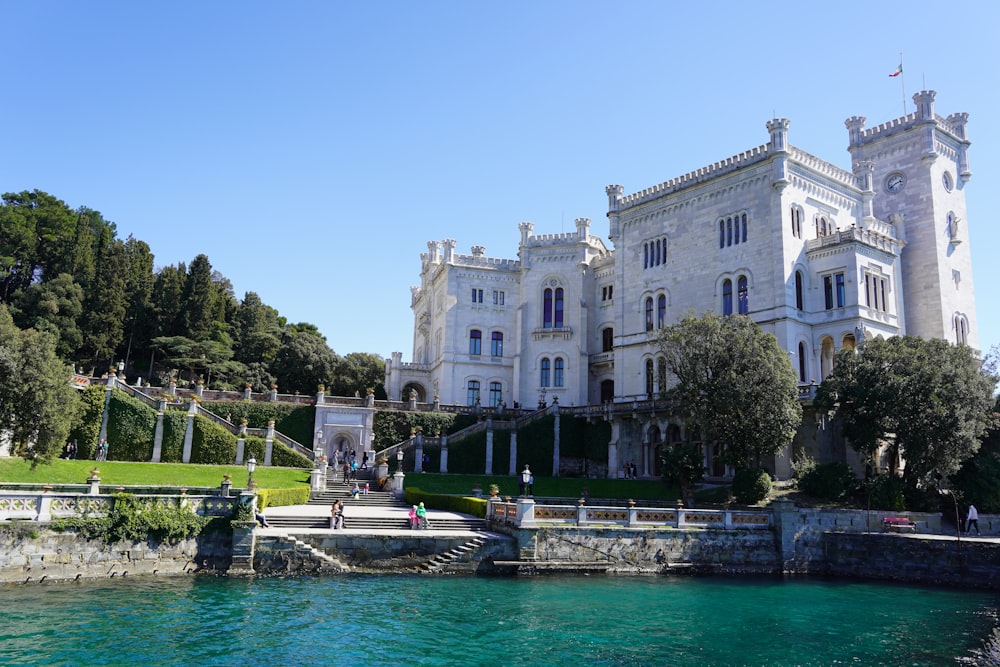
[0,491,237,523]
[489,499,771,530]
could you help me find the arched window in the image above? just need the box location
[600,379,614,403]
[722,279,733,316]
[797,342,806,382]
[543,289,553,328]
[719,220,725,248]
[554,288,564,328]
[469,330,482,355]
[540,358,551,387]
[955,315,969,345]
[554,358,564,387]
[645,297,654,331]
[741,213,748,243]
[602,327,614,352]
[795,271,803,310]
[467,380,480,406]
[737,275,749,314]
[657,294,667,328]
[491,331,503,357]
[727,217,733,246]
[820,336,835,380]
[489,382,502,407]
[645,359,654,397]
[643,243,649,268]
[657,357,667,396]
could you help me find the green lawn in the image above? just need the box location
[0,458,310,490]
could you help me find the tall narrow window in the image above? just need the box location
[657,357,667,396]
[798,342,806,382]
[835,273,846,308]
[722,279,733,316]
[795,271,803,310]
[741,213,748,243]
[645,297,654,331]
[469,329,482,355]
[737,276,749,314]
[657,294,667,328]
[719,221,725,248]
[467,381,480,406]
[602,327,614,352]
[727,218,733,246]
[824,276,833,310]
[540,358,551,387]
[491,331,503,357]
[489,382,502,407]
[553,358,564,387]
[644,243,649,268]
[472,288,483,303]
[554,288,564,328]
[543,289,553,328]
[645,359,654,397]
[493,290,505,305]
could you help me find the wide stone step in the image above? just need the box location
[265,515,488,531]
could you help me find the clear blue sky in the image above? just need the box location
[3,1,998,361]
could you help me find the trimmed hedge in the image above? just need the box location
[372,410,459,450]
[69,385,105,459]
[160,410,188,463]
[202,400,314,446]
[257,486,310,509]
[404,487,488,518]
[107,390,156,461]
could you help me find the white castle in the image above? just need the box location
[385,90,978,479]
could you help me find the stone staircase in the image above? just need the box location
[412,537,487,573]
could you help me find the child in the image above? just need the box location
[409,505,420,529]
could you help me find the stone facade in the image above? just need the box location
[385,90,978,479]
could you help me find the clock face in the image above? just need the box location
[886,173,905,193]
[942,171,953,192]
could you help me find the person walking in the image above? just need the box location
[967,504,981,536]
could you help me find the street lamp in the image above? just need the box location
[397,448,404,473]
[246,456,257,489]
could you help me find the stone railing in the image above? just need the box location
[489,499,771,530]
[0,490,237,523]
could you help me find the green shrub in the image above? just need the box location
[257,486,310,509]
[404,487,488,518]
[799,461,856,500]
[160,409,187,462]
[270,441,311,468]
[790,454,817,481]
[55,493,208,544]
[732,468,772,505]
[69,385,105,459]
[860,474,907,511]
[191,416,235,464]
[107,390,156,461]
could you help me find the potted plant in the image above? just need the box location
[488,483,500,498]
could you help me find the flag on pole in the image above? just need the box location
[889,64,903,77]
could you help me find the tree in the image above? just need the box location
[270,325,340,394]
[816,336,997,488]
[0,190,76,300]
[330,352,385,397]
[660,442,705,502]
[0,304,80,462]
[82,238,128,368]
[11,273,85,359]
[657,312,802,470]
[234,292,282,365]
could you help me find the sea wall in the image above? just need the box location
[0,524,231,585]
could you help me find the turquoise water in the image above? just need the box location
[2,574,997,666]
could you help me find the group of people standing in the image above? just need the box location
[622,462,638,479]
[61,439,108,461]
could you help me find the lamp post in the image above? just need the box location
[246,456,257,490]
[396,448,404,474]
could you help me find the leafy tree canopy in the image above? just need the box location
[657,312,802,470]
[816,336,997,487]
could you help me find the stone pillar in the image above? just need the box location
[168,378,177,396]
[310,467,324,492]
[36,493,53,522]
[264,420,275,466]
[243,384,252,400]
[151,398,166,462]
[195,382,204,398]
[414,434,424,473]
[230,492,258,574]
[508,429,518,476]
[515,497,536,528]
[235,421,247,464]
[771,497,800,571]
[393,470,406,499]
[484,420,494,475]
[269,386,278,402]
[433,395,440,411]
[181,400,197,463]
[220,475,232,498]
[551,401,560,477]
[98,375,115,444]
[87,469,101,495]
[316,387,325,405]
[439,434,448,473]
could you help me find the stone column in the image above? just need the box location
[264,420,275,466]
[235,421,247,464]
[414,434,424,473]
[485,419,494,475]
[508,428,518,476]
[181,400,197,463]
[87,469,101,495]
[439,434,448,473]
[195,382,204,398]
[269,386,278,402]
[151,398,166,462]
[243,384,252,400]
[771,497,800,571]
[551,400,561,477]
[393,470,406,499]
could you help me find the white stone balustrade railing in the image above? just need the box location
[488,500,771,530]
[0,492,237,523]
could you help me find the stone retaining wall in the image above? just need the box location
[0,524,231,585]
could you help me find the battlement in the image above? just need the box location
[450,253,521,271]
[787,146,857,187]
[618,144,770,209]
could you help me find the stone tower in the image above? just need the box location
[846,91,978,349]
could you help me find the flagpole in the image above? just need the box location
[899,52,906,115]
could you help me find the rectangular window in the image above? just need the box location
[602,327,614,352]
[491,331,503,357]
[553,358,564,387]
[865,274,871,307]
[835,273,845,308]
[472,288,483,303]
[489,382,502,407]
[824,276,833,310]
[469,330,482,355]
[880,279,888,313]
[540,358,550,388]
[493,290,504,305]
